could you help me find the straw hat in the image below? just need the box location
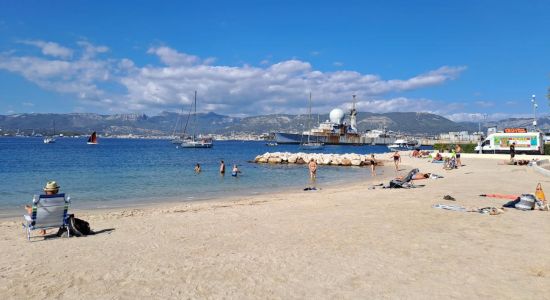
[43,181,60,192]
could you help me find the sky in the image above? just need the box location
[0,0,549,121]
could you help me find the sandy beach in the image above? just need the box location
[1,154,550,299]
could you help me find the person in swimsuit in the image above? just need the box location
[194,163,201,173]
[369,154,377,176]
[510,143,516,162]
[455,145,462,167]
[219,160,225,175]
[308,158,318,188]
[231,164,241,177]
[390,151,401,171]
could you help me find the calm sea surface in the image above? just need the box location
[0,137,398,216]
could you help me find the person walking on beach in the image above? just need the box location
[390,151,401,171]
[219,160,225,175]
[510,142,516,162]
[455,145,462,167]
[194,163,201,173]
[369,154,377,176]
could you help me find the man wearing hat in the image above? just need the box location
[25,181,61,235]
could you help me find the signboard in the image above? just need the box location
[504,128,527,133]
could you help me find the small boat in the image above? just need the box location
[178,91,213,149]
[265,142,278,147]
[300,142,325,150]
[43,121,56,144]
[180,137,213,148]
[387,139,418,151]
[87,131,98,145]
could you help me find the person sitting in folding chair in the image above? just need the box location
[23,181,70,240]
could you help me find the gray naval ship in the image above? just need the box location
[274,97,396,145]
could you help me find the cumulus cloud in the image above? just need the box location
[19,40,73,59]
[0,41,469,115]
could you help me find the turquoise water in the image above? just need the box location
[0,137,394,216]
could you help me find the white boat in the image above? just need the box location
[387,139,418,151]
[43,121,56,144]
[179,91,213,149]
[299,92,324,151]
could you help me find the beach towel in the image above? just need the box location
[479,193,519,200]
[432,204,466,212]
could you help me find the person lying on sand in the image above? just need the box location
[396,172,443,181]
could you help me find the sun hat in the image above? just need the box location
[43,181,60,192]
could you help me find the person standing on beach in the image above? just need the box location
[455,145,462,167]
[369,154,377,176]
[510,142,516,162]
[390,151,401,171]
[219,160,225,175]
[308,158,318,186]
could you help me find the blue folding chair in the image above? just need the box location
[23,193,71,241]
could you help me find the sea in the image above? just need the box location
[0,137,402,217]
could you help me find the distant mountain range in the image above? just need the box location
[0,112,545,136]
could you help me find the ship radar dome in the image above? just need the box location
[329,108,345,124]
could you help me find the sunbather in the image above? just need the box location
[25,181,60,235]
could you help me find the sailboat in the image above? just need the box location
[87,131,98,145]
[180,91,213,148]
[43,121,56,144]
[300,92,324,150]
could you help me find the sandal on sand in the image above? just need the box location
[443,195,456,201]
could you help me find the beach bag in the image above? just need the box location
[514,194,536,211]
[68,214,93,236]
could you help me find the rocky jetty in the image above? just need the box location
[253,152,384,166]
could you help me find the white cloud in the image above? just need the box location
[0,41,469,115]
[333,61,343,67]
[22,102,34,107]
[19,40,73,59]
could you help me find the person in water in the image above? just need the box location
[194,163,201,173]
[369,154,377,176]
[219,160,225,174]
[231,164,241,177]
[390,151,401,171]
[25,181,60,235]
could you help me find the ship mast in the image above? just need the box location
[350,95,357,131]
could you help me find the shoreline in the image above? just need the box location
[0,161,396,220]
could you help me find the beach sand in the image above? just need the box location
[1,154,549,299]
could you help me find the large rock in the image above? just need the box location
[341,158,352,166]
[268,157,282,164]
[296,157,306,164]
[287,155,298,164]
[351,159,362,166]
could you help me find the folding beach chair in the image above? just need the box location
[23,193,71,241]
[387,168,419,188]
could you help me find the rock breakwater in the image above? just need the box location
[253,152,384,166]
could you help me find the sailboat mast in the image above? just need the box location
[193,90,197,141]
[308,92,312,143]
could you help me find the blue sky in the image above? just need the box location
[0,0,549,121]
